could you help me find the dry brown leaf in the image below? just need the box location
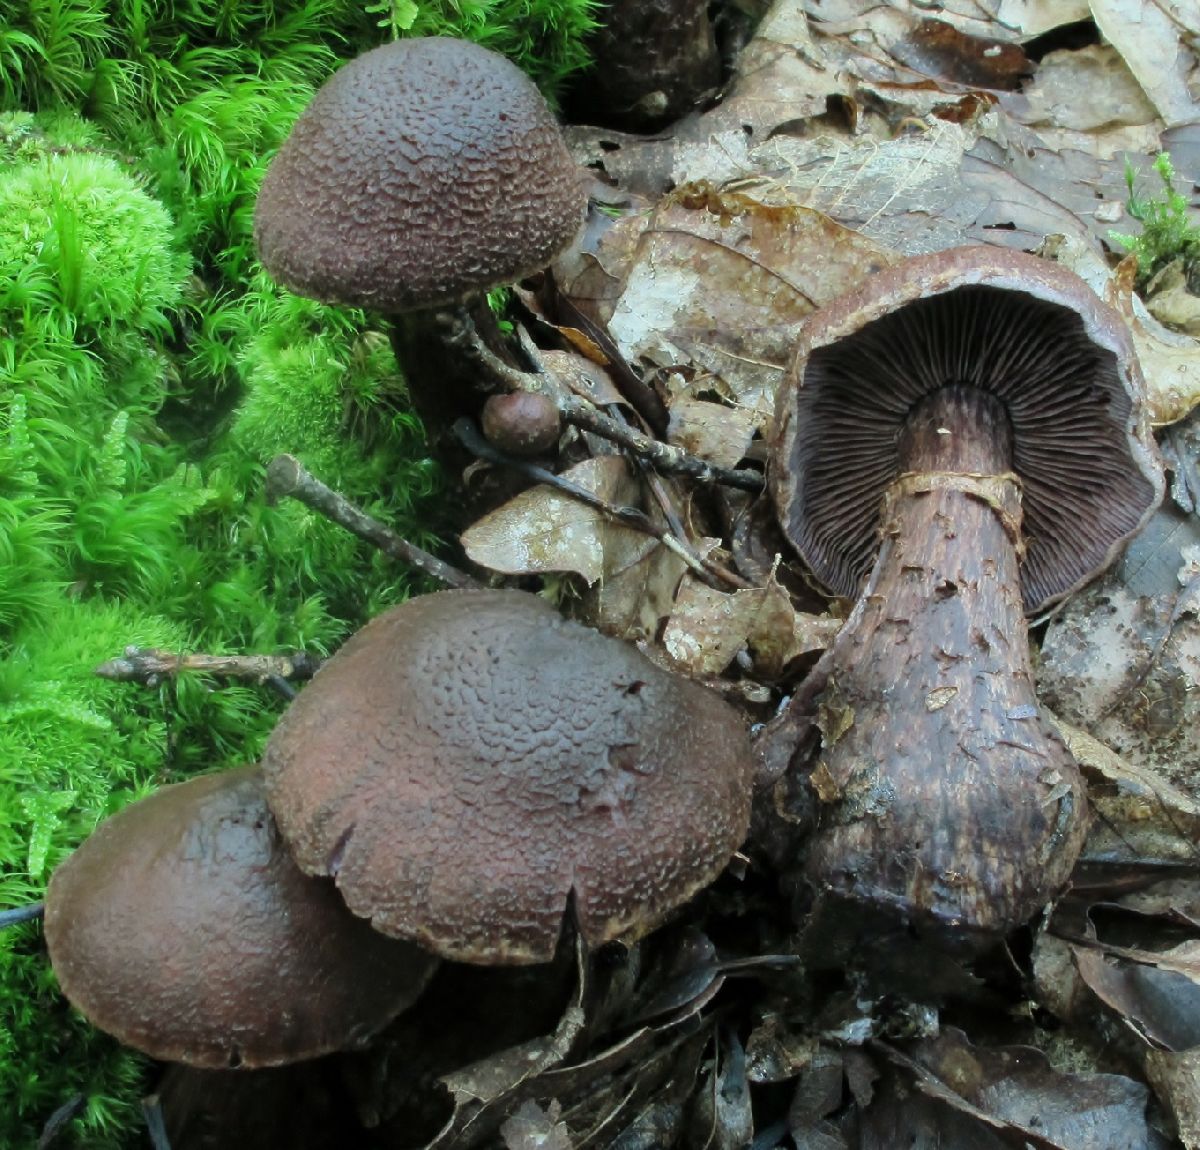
[1090,0,1200,128]
[706,1,845,139]
[1071,943,1200,1052]
[1040,559,1200,796]
[540,350,627,407]
[1146,261,1200,337]
[662,572,839,677]
[1038,236,1200,426]
[1053,720,1200,865]
[499,1100,573,1150]
[1015,45,1157,133]
[603,189,898,424]
[1145,1046,1200,1150]
[460,457,643,584]
[875,1027,1155,1150]
[667,399,760,469]
[1109,266,1200,427]
[994,0,1091,36]
[588,533,705,642]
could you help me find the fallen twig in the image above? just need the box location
[0,902,44,929]
[95,648,322,689]
[265,454,484,590]
[443,312,765,493]
[454,419,746,591]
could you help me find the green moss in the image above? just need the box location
[1111,152,1200,289]
[0,151,187,337]
[0,0,597,1138]
[0,599,186,1143]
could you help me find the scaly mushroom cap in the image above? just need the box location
[771,246,1163,611]
[261,589,754,964]
[44,766,436,1069]
[254,37,584,312]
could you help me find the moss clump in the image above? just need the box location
[1111,152,1200,289]
[1,0,597,1140]
[0,150,187,335]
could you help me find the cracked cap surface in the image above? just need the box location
[254,37,584,312]
[44,765,436,1068]
[261,590,754,964]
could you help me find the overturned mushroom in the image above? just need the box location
[44,766,436,1068]
[261,589,754,964]
[254,36,585,434]
[770,246,1163,940]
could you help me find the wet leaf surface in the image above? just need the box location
[461,457,644,584]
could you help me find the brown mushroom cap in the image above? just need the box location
[481,391,562,455]
[44,766,436,1069]
[260,589,754,965]
[253,37,584,312]
[771,246,1164,611]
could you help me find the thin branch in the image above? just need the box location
[1,901,44,929]
[95,648,322,688]
[454,420,739,591]
[265,454,484,590]
[37,1093,85,1150]
[442,314,765,493]
[547,287,671,436]
[142,1095,173,1150]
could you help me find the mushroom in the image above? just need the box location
[253,36,585,435]
[481,390,563,456]
[260,589,755,964]
[44,765,436,1068]
[769,246,1163,939]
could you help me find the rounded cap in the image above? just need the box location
[44,766,436,1068]
[481,391,562,455]
[261,589,754,964]
[771,245,1163,612]
[254,37,584,312]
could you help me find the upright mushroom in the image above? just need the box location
[44,766,436,1068]
[253,36,585,434]
[770,246,1162,939]
[261,589,754,964]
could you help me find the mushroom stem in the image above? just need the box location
[807,386,1088,938]
[387,299,513,439]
